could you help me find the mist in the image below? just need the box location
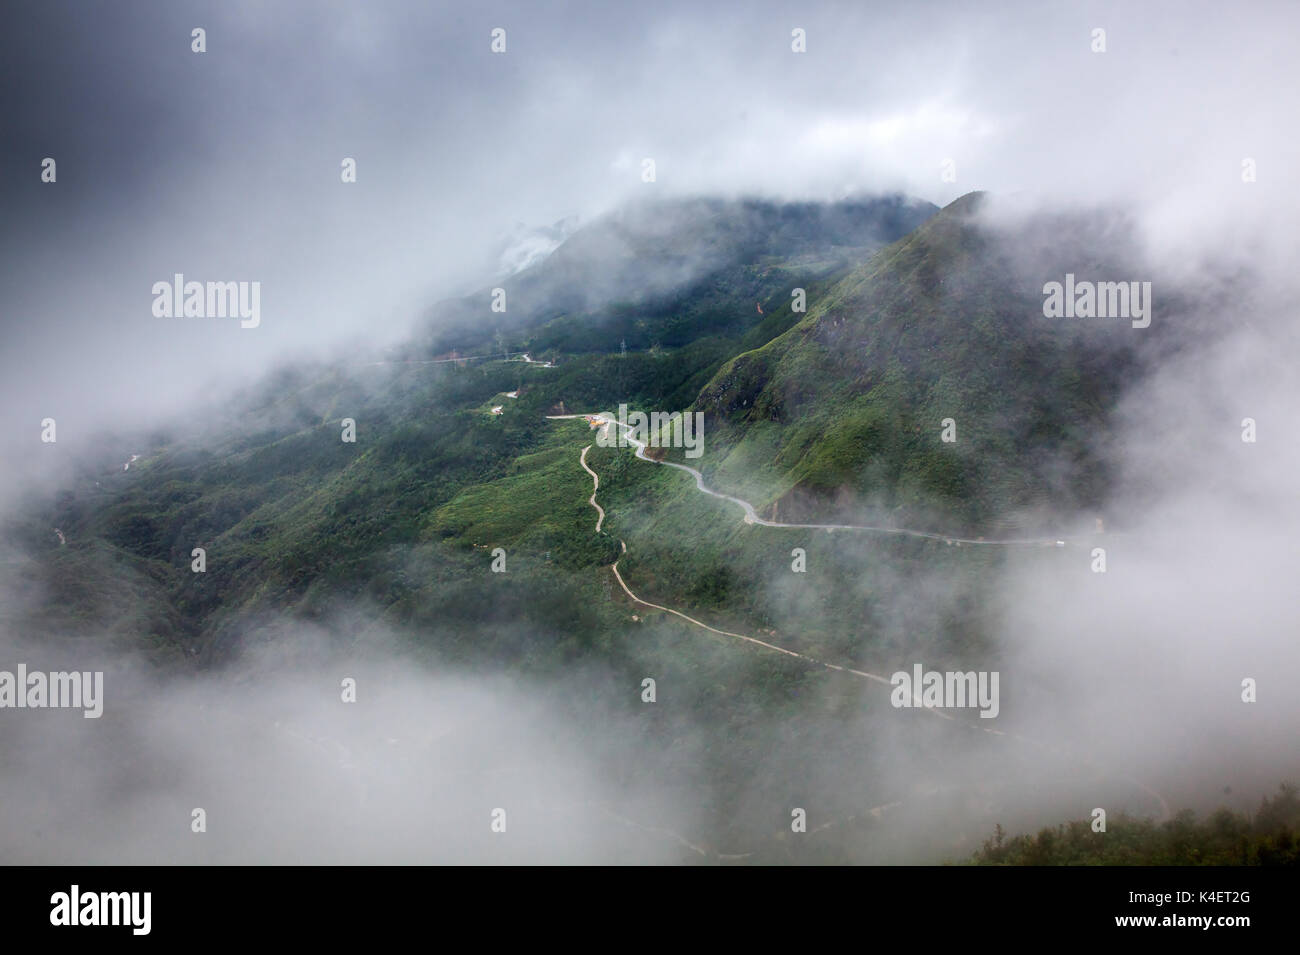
[0,623,699,863]
[2,0,1298,864]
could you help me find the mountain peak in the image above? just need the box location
[939,190,987,217]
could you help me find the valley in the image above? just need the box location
[5,191,1293,864]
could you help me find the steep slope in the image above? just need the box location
[5,191,1237,862]
[413,194,937,360]
[693,192,1162,533]
[14,191,1182,660]
[12,195,934,660]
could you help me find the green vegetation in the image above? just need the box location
[971,785,1300,865]
[695,193,1143,533]
[7,193,1267,863]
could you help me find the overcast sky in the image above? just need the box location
[1,0,1296,448]
[2,0,1298,862]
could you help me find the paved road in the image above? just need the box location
[556,414,1070,547]
[561,416,1171,823]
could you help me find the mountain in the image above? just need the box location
[692,192,1173,534]
[2,191,1220,862]
[11,193,939,661]
[11,190,1198,662]
[412,193,938,360]
[494,215,581,275]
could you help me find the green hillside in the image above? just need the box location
[6,191,1257,864]
[971,784,1300,866]
[693,192,1147,534]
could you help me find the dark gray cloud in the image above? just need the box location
[3,0,1296,458]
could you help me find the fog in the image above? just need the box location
[1,0,1298,862]
[4,0,1295,442]
[0,624,696,863]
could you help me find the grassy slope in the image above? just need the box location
[694,192,1137,533]
[13,194,1269,863]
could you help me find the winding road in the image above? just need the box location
[361,351,555,369]
[559,414,1172,823]
[561,414,1070,547]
